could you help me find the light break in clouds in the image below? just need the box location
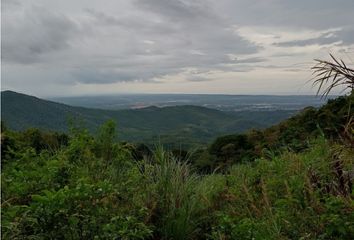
[2,0,354,96]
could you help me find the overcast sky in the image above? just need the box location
[2,0,354,97]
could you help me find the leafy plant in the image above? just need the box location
[312,54,354,98]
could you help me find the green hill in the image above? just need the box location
[191,92,354,171]
[1,91,295,146]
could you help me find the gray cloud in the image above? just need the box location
[133,0,217,23]
[84,8,181,38]
[3,0,259,85]
[2,0,354,96]
[72,1,261,84]
[232,57,267,64]
[185,76,211,82]
[71,65,175,84]
[337,27,354,45]
[274,27,354,47]
[220,0,354,30]
[2,5,80,64]
[2,0,21,8]
[72,69,143,84]
[275,36,338,48]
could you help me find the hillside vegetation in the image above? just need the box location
[191,93,354,171]
[1,91,295,147]
[2,92,353,239]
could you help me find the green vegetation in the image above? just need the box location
[1,56,353,239]
[2,120,353,239]
[192,93,354,171]
[1,90,295,147]
[1,93,353,239]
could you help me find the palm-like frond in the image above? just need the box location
[311,54,354,98]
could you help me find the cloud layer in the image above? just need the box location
[2,0,354,96]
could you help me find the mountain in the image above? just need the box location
[51,93,327,111]
[1,91,296,146]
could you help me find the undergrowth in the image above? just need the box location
[2,122,353,240]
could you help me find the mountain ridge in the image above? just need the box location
[1,90,296,146]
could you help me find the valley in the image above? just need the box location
[2,91,311,147]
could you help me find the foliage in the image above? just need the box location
[194,93,354,171]
[2,121,353,239]
[208,138,353,239]
[1,90,298,147]
[2,81,354,239]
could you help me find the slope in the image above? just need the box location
[1,91,295,145]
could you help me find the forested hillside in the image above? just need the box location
[191,93,354,171]
[1,90,295,146]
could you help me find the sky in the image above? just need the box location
[2,0,354,97]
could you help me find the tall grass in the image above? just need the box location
[138,145,225,239]
[3,129,352,239]
[132,139,353,239]
[210,137,353,239]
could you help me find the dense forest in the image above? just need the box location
[1,57,354,239]
[1,90,297,148]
